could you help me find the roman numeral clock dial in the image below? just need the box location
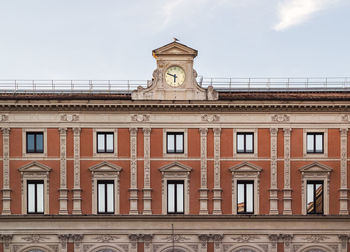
[165,66,185,87]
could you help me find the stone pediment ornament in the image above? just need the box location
[159,161,192,173]
[152,41,198,56]
[299,162,333,173]
[18,161,52,173]
[89,161,123,173]
[229,162,262,173]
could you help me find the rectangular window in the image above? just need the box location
[237,133,254,153]
[307,133,324,153]
[97,180,114,214]
[237,181,254,214]
[97,132,114,153]
[26,132,44,153]
[167,180,184,214]
[27,180,44,214]
[307,181,323,214]
[167,132,184,153]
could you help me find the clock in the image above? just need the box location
[165,66,185,87]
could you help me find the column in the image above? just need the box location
[1,128,11,215]
[283,128,292,215]
[339,128,348,215]
[59,128,68,214]
[199,128,208,215]
[143,128,152,214]
[212,128,222,214]
[269,128,279,214]
[72,127,82,214]
[129,127,138,214]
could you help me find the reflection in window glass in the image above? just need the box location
[27,181,44,213]
[237,181,254,214]
[98,181,114,213]
[307,133,324,153]
[307,181,323,214]
[168,183,175,212]
[237,133,254,153]
[167,181,184,214]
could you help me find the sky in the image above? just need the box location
[0,0,349,80]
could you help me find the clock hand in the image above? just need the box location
[173,74,177,83]
[167,73,174,77]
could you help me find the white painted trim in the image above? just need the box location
[233,129,258,158]
[163,128,188,158]
[92,128,118,158]
[303,128,328,158]
[22,128,47,158]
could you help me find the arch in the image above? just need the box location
[158,244,195,252]
[19,245,53,252]
[229,244,264,252]
[297,244,333,252]
[89,245,124,252]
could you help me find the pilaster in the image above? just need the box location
[72,127,82,214]
[269,128,279,215]
[281,234,293,252]
[129,127,138,215]
[338,234,349,252]
[58,234,70,252]
[339,128,349,215]
[268,234,279,252]
[71,234,83,252]
[59,128,68,215]
[212,128,222,214]
[143,127,152,214]
[0,234,13,252]
[283,128,292,215]
[199,128,208,215]
[1,127,11,215]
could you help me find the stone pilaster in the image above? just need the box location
[129,127,138,215]
[269,128,279,215]
[71,234,83,252]
[198,234,210,252]
[59,128,68,215]
[199,128,208,215]
[212,128,222,214]
[338,234,349,252]
[1,127,11,215]
[212,234,224,252]
[268,234,279,252]
[143,127,152,214]
[339,128,349,215]
[283,128,292,215]
[58,234,70,252]
[281,234,293,252]
[72,127,82,214]
[0,234,13,252]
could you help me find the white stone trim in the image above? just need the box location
[1,127,11,215]
[22,128,47,158]
[213,127,222,214]
[59,127,68,215]
[283,128,292,215]
[339,128,348,215]
[229,162,262,215]
[72,127,82,214]
[303,128,328,158]
[199,128,208,215]
[269,127,279,215]
[163,128,188,158]
[92,128,118,157]
[143,127,152,214]
[129,127,138,215]
[233,129,258,158]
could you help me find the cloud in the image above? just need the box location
[274,0,340,31]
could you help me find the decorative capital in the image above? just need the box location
[1,127,10,135]
[199,127,208,136]
[268,234,279,248]
[198,234,210,249]
[59,127,67,135]
[270,127,278,136]
[213,127,221,136]
[129,127,138,135]
[143,127,151,135]
[0,234,13,249]
[340,128,348,136]
[280,234,293,248]
[57,234,70,249]
[73,127,81,135]
[71,234,84,247]
[283,128,292,136]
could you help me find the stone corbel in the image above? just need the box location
[0,234,13,249]
[71,234,83,249]
[198,234,210,250]
[338,234,349,251]
[58,234,70,250]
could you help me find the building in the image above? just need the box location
[0,41,350,252]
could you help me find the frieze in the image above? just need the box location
[0,114,9,121]
[83,245,94,252]
[58,234,70,249]
[257,244,268,252]
[201,114,220,122]
[271,114,290,122]
[162,234,191,242]
[71,234,84,248]
[13,245,23,252]
[302,234,329,242]
[93,234,120,242]
[22,234,50,243]
[48,245,59,252]
[131,114,150,122]
[1,234,13,249]
[60,114,79,122]
[231,235,259,242]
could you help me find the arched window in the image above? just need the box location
[27,250,45,252]
[307,250,326,252]
[96,250,118,252]
[235,250,257,252]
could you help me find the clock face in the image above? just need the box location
[165,66,185,87]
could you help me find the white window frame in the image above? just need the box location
[93,128,118,157]
[159,162,192,214]
[18,161,51,214]
[27,180,44,214]
[167,180,184,214]
[303,129,328,158]
[97,180,115,214]
[299,162,332,215]
[89,161,122,214]
[22,128,47,157]
[229,162,262,215]
[163,129,188,158]
[233,129,258,158]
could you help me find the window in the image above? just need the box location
[166,132,184,153]
[307,181,323,214]
[167,180,184,214]
[307,133,324,153]
[237,133,254,153]
[237,181,254,214]
[26,132,44,153]
[97,132,114,153]
[27,180,44,214]
[97,180,114,214]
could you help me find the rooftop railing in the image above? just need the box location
[0,77,349,93]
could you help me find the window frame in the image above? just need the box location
[306,132,324,154]
[306,180,324,215]
[26,132,44,153]
[163,129,188,158]
[237,180,254,214]
[97,180,115,214]
[236,132,254,154]
[166,132,184,154]
[303,129,328,158]
[27,180,44,214]
[233,129,258,158]
[93,129,118,157]
[22,129,47,157]
[167,180,184,214]
[96,132,115,153]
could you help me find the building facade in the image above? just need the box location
[0,42,350,252]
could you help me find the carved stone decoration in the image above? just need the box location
[0,234,13,249]
[213,128,222,214]
[269,127,279,215]
[22,234,50,243]
[341,114,350,122]
[48,245,59,252]
[339,128,348,215]
[59,127,68,215]
[162,234,191,242]
[268,234,279,249]
[198,234,210,249]
[93,234,120,242]
[257,244,269,252]
[143,127,152,214]
[0,114,9,121]
[302,234,329,242]
[13,245,23,252]
[128,234,140,249]
[60,114,79,122]
[58,234,70,249]
[188,244,199,252]
[293,245,303,252]
[338,234,349,249]
[283,128,292,215]
[142,234,154,249]
[71,234,84,248]
[223,244,232,252]
[83,245,94,252]
[231,235,259,242]
[119,244,129,252]
[280,234,293,249]
[199,128,208,215]
[131,114,150,122]
[201,114,220,122]
[72,127,82,214]
[271,114,290,122]
[129,127,138,214]
[1,127,11,214]
[212,234,224,249]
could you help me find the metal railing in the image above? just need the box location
[0,77,349,93]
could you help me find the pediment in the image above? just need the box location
[229,162,262,173]
[299,162,333,173]
[18,161,51,172]
[159,162,192,173]
[89,161,123,172]
[153,41,198,57]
